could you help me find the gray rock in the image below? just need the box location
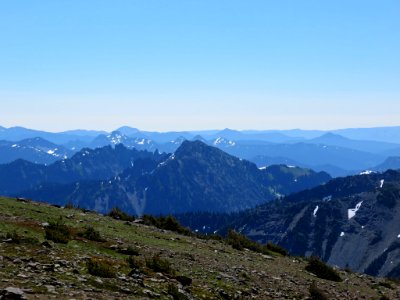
[0,287,27,299]
[45,285,56,294]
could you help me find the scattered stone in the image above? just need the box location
[217,288,230,300]
[95,278,103,284]
[261,254,274,260]
[41,241,52,248]
[109,245,119,250]
[0,287,27,299]
[143,289,160,297]
[175,275,192,287]
[42,264,55,272]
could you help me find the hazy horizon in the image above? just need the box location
[3,123,400,134]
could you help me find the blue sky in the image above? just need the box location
[0,0,399,132]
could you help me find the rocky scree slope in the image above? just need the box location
[229,170,400,278]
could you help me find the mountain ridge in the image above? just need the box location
[18,141,331,216]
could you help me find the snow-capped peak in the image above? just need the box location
[360,170,375,175]
[213,137,236,147]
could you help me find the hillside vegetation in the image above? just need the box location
[0,197,399,299]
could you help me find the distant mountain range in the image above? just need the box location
[4,125,400,279]
[14,141,330,215]
[0,137,74,164]
[0,144,166,195]
[2,125,400,177]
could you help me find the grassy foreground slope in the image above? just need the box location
[0,197,398,299]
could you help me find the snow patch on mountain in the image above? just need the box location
[380,179,385,188]
[323,195,332,202]
[360,170,375,175]
[313,205,319,217]
[348,201,363,220]
[213,137,236,147]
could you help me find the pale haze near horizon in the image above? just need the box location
[1,1,399,132]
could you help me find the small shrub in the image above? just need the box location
[146,255,175,275]
[64,202,76,209]
[45,218,71,244]
[265,242,288,256]
[204,233,223,241]
[108,207,135,222]
[309,281,329,300]
[379,281,393,289]
[87,258,116,278]
[142,215,192,236]
[167,284,188,300]
[127,256,143,270]
[5,231,21,244]
[239,271,250,280]
[22,236,40,245]
[227,230,251,251]
[305,256,342,282]
[175,275,192,287]
[78,226,105,242]
[226,230,262,252]
[226,230,290,257]
[344,264,353,273]
[162,216,191,235]
[118,245,140,256]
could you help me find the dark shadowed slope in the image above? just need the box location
[21,141,331,216]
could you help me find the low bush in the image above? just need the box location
[378,281,394,289]
[23,236,40,245]
[5,231,21,244]
[175,275,192,287]
[167,284,188,300]
[305,256,342,282]
[78,225,105,242]
[142,215,192,236]
[118,245,140,256]
[127,256,143,270]
[265,242,288,256]
[108,207,135,222]
[226,230,258,251]
[226,230,289,257]
[146,255,175,275]
[45,218,71,244]
[87,258,116,278]
[64,202,76,209]
[309,281,329,300]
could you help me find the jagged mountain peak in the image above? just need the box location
[174,140,236,160]
[219,128,240,134]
